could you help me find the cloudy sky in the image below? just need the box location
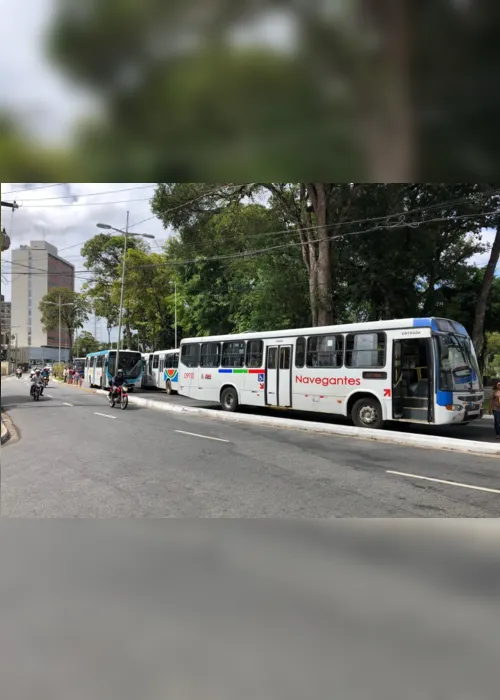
[1,183,169,341]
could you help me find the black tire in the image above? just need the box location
[108,393,115,408]
[128,386,134,393]
[351,397,384,430]
[165,380,172,395]
[100,377,103,390]
[34,388,40,401]
[221,386,239,412]
[120,394,129,410]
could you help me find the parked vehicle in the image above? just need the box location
[178,317,484,430]
[141,349,179,394]
[85,349,142,391]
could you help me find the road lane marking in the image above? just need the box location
[386,470,500,495]
[46,394,53,398]
[94,412,116,420]
[63,402,73,407]
[175,430,229,443]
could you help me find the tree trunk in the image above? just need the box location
[472,223,500,357]
[307,183,334,326]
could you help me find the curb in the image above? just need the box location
[1,416,11,445]
[92,389,500,457]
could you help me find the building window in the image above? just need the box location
[306,334,344,368]
[245,340,263,368]
[181,343,200,368]
[345,332,386,368]
[295,337,306,368]
[200,342,221,367]
[221,340,245,368]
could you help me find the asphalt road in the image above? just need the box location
[1,377,499,517]
[1,521,499,700]
[137,386,497,443]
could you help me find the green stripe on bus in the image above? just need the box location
[233,369,248,374]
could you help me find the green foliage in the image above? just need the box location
[52,362,65,379]
[39,288,90,355]
[73,331,100,356]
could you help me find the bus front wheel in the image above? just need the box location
[221,387,239,412]
[351,397,384,430]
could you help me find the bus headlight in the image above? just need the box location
[445,404,464,412]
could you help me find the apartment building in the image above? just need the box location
[11,241,75,362]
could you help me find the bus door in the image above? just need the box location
[391,330,433,422]
[266,345,292,407]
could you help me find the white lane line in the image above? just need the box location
[46,394,53,398]
[387,470,500,495]
[94,412,116,420]
[175,430,229,443]
[63,402,73,407]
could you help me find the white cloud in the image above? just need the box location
[1,182,170,341]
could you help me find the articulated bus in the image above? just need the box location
[178,317,484,429]
[85,349,142,390]
[141,349,179,394]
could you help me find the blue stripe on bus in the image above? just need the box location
[413,318,432,328]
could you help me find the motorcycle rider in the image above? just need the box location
[108,368,127,400]
[30,368,45,396]
[16,365,23,378]
[41,367,50,385]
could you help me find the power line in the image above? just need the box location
[1,183,64,195]
[17,184,157,202]
[17,196,154,208]
[9,209,495,276]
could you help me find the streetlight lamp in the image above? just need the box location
[96,217,154,374]
[44,297,75,365]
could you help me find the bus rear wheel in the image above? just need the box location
[221,387,239,412]
[165,380,173,395]
[351,397,384,430]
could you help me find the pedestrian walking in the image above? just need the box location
[68,368,74,385]
[63,367,68,383]
[489,381,500,440]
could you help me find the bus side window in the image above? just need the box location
[246,340,263,368]
[295,337,305,368]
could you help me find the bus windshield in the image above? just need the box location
[436,334,482,392]
[109,351,142,378]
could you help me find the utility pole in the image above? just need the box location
[174,281,178,348]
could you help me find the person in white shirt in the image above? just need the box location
[30,369,45,396]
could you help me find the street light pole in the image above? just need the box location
[174,281,178,348]
[58,293,61,365]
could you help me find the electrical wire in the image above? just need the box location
[1,183,64,195]
[17,183,157,202]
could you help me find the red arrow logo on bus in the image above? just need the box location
[384,388,391,398]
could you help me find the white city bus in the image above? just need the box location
[178,318,484,429]
[141,349,179,394]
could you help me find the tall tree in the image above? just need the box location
[39,288,90,360]
[73,330,100,356]
[472,222,500,357]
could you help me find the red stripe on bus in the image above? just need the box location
[248,369,264,374]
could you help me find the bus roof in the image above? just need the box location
[181,317,469,344]
[86,349,141,356]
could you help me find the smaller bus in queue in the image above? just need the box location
[73,357,86,376]
[85,349,142,390]
[141,349,179,394]
[178,317,483,429]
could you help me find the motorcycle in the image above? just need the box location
[108,384,128,410]
[43,376,49,387]
[16,369,22,379]
[31,383,41,401]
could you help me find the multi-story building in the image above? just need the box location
[11,241,75,363]
[1,293,11,337]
